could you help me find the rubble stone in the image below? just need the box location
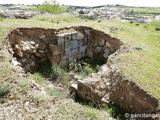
[70,66,160,114]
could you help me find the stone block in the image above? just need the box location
[83,38,88,45]
[65,39,71,52]
[84,30,90,37]
[105,41,111,48]
[99,40,105,46]
[71,40,78,49]
[80,45,87,53]
[87,48,93,58]
[81,52,86,58]
[78,32,84,40]
[72,31,78,40]
[64,33,71,40]
[61,55,67,61]
[72,49,78,56]
[70,83,78,95]
[68,56,74,63]
[65,51,72,58]
[56,35,65,47]
[103,49,110,58]
[78,39,83,47]
[95,47,102,54]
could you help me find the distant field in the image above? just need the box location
[106,6,160,16]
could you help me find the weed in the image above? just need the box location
[83,62,96,75]
[31,72,44,85]
[50,65,64,79]
[69,62,99,76]
[135,47,143,51]
[69,62,83,73]
[21,81,30,94]
[85,110,99,119]
[104,104,127,119]
[32,94,47,102]
[46,87,68,100]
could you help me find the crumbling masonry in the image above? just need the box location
[6,26,160,116]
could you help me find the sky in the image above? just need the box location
[0,0,160,7]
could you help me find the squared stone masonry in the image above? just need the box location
[56,34,65,47]
[71,40,78,50]
[65,39,71,52]
[80,45,87,54]
[78,39,83,47]
[72,31,78,40]
[72,49,79,56]
[56,31,89,64]
[83,38,88,46]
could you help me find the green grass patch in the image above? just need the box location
[46,87,68,100]
[69,61,100,76]
[21,81,31,94]
[0,16,4,22]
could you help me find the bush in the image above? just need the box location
[150,21,160,31]
[69,62,83,73]
[37,0,65,14]
[0,82,12,103]
[50,65,64,79]
[155,25,160,31]
[83,63,96,75]
[69,62,98,76]
[0,15,4,22]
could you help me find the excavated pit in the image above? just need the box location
[6,26,160,118]
[6,26,121,72]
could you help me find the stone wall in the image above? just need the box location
[6,26,121,72]
[70,66,160,116]
[106,70,160,114]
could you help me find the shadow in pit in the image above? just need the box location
[33,57,106,81]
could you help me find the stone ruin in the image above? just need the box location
[6,26,160,117]
[6,26,120,72]
[71,66,160,116]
